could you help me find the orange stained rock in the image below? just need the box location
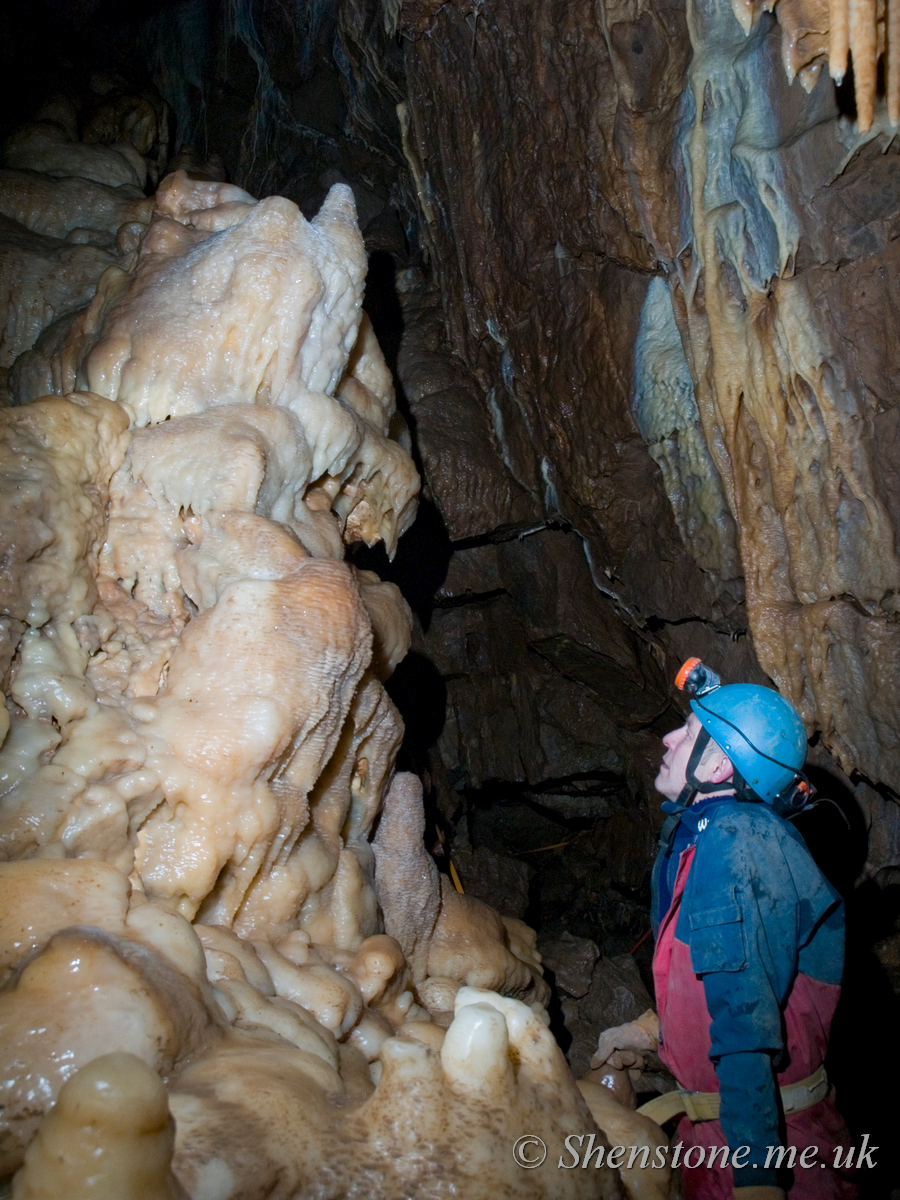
[830,0,851,78]
[851,0,879,128]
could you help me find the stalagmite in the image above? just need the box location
[374,772,550,1022]
[373,771,442,983]
[577,1080,675,1200]
[11,1052,188,1200]
[0,100,669,1199]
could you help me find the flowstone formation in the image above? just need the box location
[0,101,674,1199]
[662,0,900,790]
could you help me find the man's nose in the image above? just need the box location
[662,726,685,750]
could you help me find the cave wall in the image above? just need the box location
[4,0,900,896]
[3,1,900,1188]
[397,0,720,627]
[386,0,759,840]
[672,0,900,790]
[392,0,900,808]
[62,0,899,926]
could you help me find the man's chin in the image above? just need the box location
[654,770,680,801]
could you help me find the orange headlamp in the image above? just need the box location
[674,657,721,699]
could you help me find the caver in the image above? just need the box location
[593,660,856,1200]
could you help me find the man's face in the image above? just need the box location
[654,714,705,801]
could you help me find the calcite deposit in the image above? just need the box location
[0,94,160,386]
[11,1052,189,1200]
[733,0,900,130]
[668,0,900,787]
[0,103,670,1199]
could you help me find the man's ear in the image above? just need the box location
[707,753,734,785]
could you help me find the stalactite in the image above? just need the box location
[734,0,897,132]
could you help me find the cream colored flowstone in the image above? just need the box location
[0,101,669,1199]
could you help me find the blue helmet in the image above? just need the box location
[675,659,808,806]
[691,685,807,804]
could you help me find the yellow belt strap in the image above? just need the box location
[637,1063,828,1126]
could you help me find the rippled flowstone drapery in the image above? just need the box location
[664,0,900,789]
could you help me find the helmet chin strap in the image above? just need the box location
[674,727,734,807]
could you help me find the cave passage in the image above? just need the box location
[1,0,900,1196]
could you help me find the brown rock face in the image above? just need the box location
[387,0,743,828]
[395,0,900,796]
[397,0,714,629]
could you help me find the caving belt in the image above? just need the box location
[636,1063,829,1125]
